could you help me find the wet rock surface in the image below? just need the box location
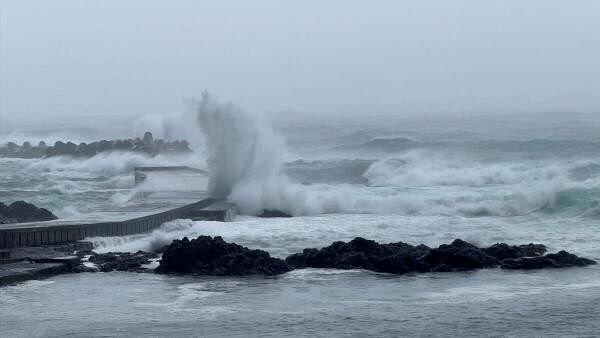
[2,238,595,286]
[285,237,595,274]
[0,201,58,224]
[501,250,597,270]
[258,209,292,218]
[482,243,547,260]
[88,251,158,272]
[420,239,500,272]
[155,236,292,276]
[285,237,431,273]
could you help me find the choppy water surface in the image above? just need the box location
[2,214,600,337]
[2,265,599,337]
[3,114,600,336]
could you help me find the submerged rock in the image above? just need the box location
[0,201,58,224]
[258,210,292,218]
[88,251,158,272]
[155,236,291,276]
[501,250,597,270]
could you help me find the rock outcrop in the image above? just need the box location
[0,201,58,224]
[420,239,499,272]
[482,243,547,260]
[155,236,291,276]
[285,237,595,274]
[285,237,431,273]
[500,250,597,270]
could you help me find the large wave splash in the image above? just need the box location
[195,94,373,216]
[195,95,600,217]
[196,93,289,211]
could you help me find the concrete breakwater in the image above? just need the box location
[134,166,208,185]
[0,131,191,159]
[0,198,236,249]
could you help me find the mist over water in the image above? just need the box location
[3,101,600,337]
[196,93,285,200]
[4,95,600,221]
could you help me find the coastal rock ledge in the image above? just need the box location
[152,236,595,277]
[155,236,291,276]
[284,237,596,274]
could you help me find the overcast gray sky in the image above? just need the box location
[1,0,599,125]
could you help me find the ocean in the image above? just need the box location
[1,107,600,337]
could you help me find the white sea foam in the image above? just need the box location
[193,95,600,218]
[87,212,600,260]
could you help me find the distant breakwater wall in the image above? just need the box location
[0,198,235,249]
[0,131,191,159]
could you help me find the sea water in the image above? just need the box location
[2,106,600,336]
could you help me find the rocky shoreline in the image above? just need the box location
[157,236,596,276]
[0,236,596,286]
[0,131,191,159]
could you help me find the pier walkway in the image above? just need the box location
[0,191,236,249]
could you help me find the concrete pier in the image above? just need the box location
[0,197,237,249]
[134,166,208,184]
[0,166,237,285]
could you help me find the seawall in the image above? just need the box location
[0,198,236,249]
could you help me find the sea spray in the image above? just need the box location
[195,94,346,215]
[194,94,600,217]
[196,92,287,209]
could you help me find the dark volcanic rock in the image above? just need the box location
[155,236,291,276]
[421,239,500,272]
[483,243,546,260]
[258,209,292,218]
[89,251,158,272]
[0,201,58,224]
[287,238,597,274]
[285,237,431,274]
[501,250,597,270]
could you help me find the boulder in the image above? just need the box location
[6,142,18,152]
[501,250,597,270]
[258,209,292,218]
[97,140,114,153]
[420,239,500,272]
[285,237,430,274]
[0,201,58,223]
[113,139,133,150]
[65,141,77,154]
[53,141,68,155]
[143,132,154,145]
[175,140,191,152]
[482,243,546,260]
[0,202,15,224]
[77,142,97,157]
[155,236,291,276]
